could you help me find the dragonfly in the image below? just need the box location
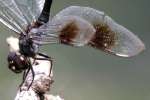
[0,0,145,90]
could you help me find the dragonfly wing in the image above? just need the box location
[0,0,29,33]
[30,15,96,46]
[0,0,45,34]
[54,6,145,57]
[30,27,59,45]
[0,15,21,33]
[14,0,45,23]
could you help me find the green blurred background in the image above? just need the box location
[0,0,149,100]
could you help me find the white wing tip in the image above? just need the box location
[117,43,145,58]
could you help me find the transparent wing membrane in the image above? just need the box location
[102,16,145,57]
[0,14,21,33]
[54,6,145,57]
[30,28,59,45]
[14,0,44,23]
[0,0,29,33]
[0,0,44,34]
[30,15,96,46]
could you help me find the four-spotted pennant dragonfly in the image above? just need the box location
[0,0,145,90]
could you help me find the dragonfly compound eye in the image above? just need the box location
[7,52,29,73]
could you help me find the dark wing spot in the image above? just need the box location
[89,24,117,50]
[59,21,79,45]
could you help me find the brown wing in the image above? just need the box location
[53,6,145,57]
[30,15,96,46]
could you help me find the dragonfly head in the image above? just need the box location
[6,36,30,73]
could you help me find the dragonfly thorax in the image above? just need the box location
[19,34,39,57]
